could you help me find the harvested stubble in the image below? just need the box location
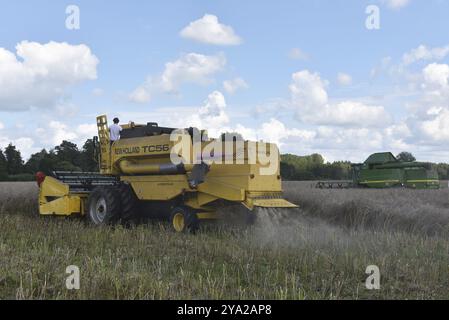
[1,181,449,299]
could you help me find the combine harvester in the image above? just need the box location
[36,115,297,232]
[316,152,440,189]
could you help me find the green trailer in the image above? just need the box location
[316,152,440,189]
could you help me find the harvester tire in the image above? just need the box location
[118,183,140,225]
[170,206,199,233]
[87,186,121,226]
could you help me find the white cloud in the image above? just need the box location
[41,121,78,146]
[337,72,352,86]
[257,118,316,146]
[422,63,449,91]
[131,53,226,99]
[402,45,449,65]
[75,123,98,139]
[223,77,248,94]
[290,70,328,109]
[13,137,35,155]
[288,48,309,61]
[34,121,97,153]
[421,110,449,143]
[0,41,99,110]
[309,101,392,127]
[0,136,39,160]
[190,91,230,137]
[290,70,391,127]
[180,14,242,46]
[129,86,151,104]
[161,53,226,92]
[382,0,411,10]
[0,122,4,130]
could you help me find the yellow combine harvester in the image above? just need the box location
[37,115,297,232]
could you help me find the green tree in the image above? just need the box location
[80,138,99,172]
[54,141,82,167]
[0,150,8,180]
[25,149,58,175]
[396,152,416,162]
[54,161,82,172]
[4,143,24,175]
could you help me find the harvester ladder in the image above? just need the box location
[96,115,112,174]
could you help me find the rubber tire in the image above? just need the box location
[87,186,121,226]
[118,183,140,225]
[169,206,199,233]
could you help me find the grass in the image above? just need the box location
[1,182,449,299]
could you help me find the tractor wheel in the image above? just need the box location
[169,206,199,233]
[87,186,121,226]
[118,183,140,225]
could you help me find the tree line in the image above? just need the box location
[1,139,449,181]
[280,152,449,181]
[0,139,98,181]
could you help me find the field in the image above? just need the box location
[1,181,449,299]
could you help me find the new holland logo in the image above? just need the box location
[115,144,170,155]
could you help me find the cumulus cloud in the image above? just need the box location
[290,70,328,109]
[398,63,449,146]
[160,52,226,92]
[129,86,151,104]
[0,41,99,110]
[413,109,449,145]
[187,91,230,137]
[337,72,352,86]
[223,77,248,94]
[180,14,242,46]
[130,52,226,101]
[402,45,449,65]
[290,70,391,127]
[35,121,97,148]
[257,118,316,146]
[310,101,392,127]
[422,63,449,91]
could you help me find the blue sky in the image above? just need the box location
[1,0,449,162]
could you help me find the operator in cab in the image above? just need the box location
[109,117,122,144]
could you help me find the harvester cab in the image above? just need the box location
[37,115,297,232]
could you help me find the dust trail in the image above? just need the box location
[249,207,352,250]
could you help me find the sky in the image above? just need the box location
[1,0,449,163]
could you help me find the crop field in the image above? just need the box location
[1,181,449,299]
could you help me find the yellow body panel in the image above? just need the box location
[121,175,191,200]
[38,115,298,218]
[38,176,85,216]
[39,195,82,216]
